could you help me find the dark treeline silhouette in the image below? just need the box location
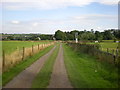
[1,34,54,41]
[55,29,120,41]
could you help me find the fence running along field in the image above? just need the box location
[67,42,120,66]
[2,42,55,72]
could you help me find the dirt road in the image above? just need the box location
[48,44,73,88]
[4,46,56,88]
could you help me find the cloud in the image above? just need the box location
[11,20,20,24]
[32,22,38,27]
[2,14,117,34]
[73,14,117,20]
[99,0,119,5]
[1,0,118,10]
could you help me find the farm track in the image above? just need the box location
[4,46,56,88]
[48,44,73,88]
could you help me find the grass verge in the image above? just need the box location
[63,43,118,88]
[32,43,60,88]
[2,45,54,86]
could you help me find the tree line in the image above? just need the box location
[1,34,54,41]
[54,29,120,41]
[1,29,120,41]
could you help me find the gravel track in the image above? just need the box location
[4,46,56,88]
[48,44,73,88]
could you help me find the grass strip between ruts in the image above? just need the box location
[3,45,54,86]
[32,43,60,88]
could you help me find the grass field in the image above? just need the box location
[88,40,119,54]
[32,43,59,88]
[100,43,118,54]
[2,41,51,54]
[2,45,54,86]
[63,44,118,88]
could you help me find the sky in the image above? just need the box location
[0,0,119,34]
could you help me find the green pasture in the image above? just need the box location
[88,40,119,54]
[100,43,118,54]
[2,41,52,54]
[63,44,118,88]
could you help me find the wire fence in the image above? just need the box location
[67,42,120,66]
[2,42,55,72]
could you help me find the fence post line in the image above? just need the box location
[22,47,25,60]
[2,50,5,71]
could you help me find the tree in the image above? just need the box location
[79,32,95,40]
[7,36,14,40]
[54,30,66,40]
[103,30,114,40]
[70,30,79,40]
[95,31,103,41]
[113,30,120,39]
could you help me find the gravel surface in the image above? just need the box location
[48,44,73,88]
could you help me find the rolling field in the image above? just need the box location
[2,41,51,54]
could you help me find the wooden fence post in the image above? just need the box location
[2,50,5,71]
[112,49,114,55]
[116,49,118,57]
[113,55,116,64]
[32,45,34,53]
[107,48,109,53]
[22,47,25,60]
[38,44,39,50]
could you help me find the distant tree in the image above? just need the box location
[79,32,95,40]
[65,32,74,40]
[95,31,103,41]
[55,30,66,40]
[91,29,94,33]
[70,30,79,40]
[103,30,114,40]
[80,33,89,40]
[113,30,120,39]
[7,36,14,40]
[40,34,53,40]
[88,32,95,40]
